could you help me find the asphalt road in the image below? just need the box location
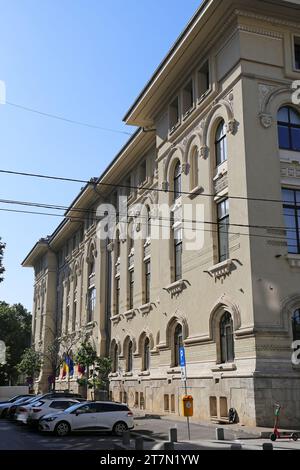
[0,419,123,450]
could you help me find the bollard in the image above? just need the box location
[216,428,225,441]
[231,443,243,450]
[122,431,131,446]
[135,437,144,450]
[164,442,175,451]
[169,428,178,443]
[263,443,274,451]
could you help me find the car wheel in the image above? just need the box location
[270,433,277,442]
[113,421,128,437]
[54,421,71,437]
[292,433,298,442]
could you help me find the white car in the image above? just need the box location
[16,398,80,426]
[39,401,134,437]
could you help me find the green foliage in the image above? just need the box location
[74,342,111,395]
[0,238,5,283]
[74,341,98,369]
[18,348,42,379]
[0,302,32,385]
[94,357,112,391]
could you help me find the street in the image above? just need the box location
[1,416,300,451]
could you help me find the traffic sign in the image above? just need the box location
[181,367,186,382]
[179,347,186,367]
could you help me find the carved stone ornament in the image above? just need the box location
[259,113,273,128]
[200,145,209,159]
[226,119,238,135]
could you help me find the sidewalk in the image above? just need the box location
[132,410,300,440]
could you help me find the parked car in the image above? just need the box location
[0,394,32,405]
[16,397,81,426]
[9,395,42,420]
[39,401,134,437]
[0,395,36,419]
[11,391,83,421]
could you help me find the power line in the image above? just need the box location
[0,205,297,248]
[0,167,294,206]
[4,101,133,137]
[0,196,294,233]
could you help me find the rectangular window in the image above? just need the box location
[198,60,210,98]
[129,270,134,310]
[115,277,120,316]
[182,79,194,115]
[174,228,183,282]
[217,199,230,262]
[283,188,300,254]
[169,97,180,131]
[87,287,96,323]
[295,37,300,70]
[145,260,151,304]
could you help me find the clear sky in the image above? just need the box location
[0,0,201,311]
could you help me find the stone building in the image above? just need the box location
[23,0,300,427]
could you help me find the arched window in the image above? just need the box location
[174,324,183,367]
[174,227,182,282]
[278,106,300,151]
[292,309,300,342]
[143,337,150,371]
[173,161,182,201]
[215,120,227,166]
[127,340,133,372]
[112,343,119,373]
[220,312,235,364]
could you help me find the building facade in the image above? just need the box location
[23,0,300,427]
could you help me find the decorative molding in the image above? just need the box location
[237,24,283,40]
[163,279,190,298]
[111,314,123,326]
[137,303,152,316]
[234,9,300,31]
[226,118,238,135]
[286,254,300,269]
[211,363,237,373]
[205,259,237,280]
[259,113,273,128]
[124,309,136,321]
[188,185,205,200]
[200,145,209,159]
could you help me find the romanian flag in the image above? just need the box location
[62,356,74,378]
[78,364,85,376]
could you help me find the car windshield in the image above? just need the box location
[64,402,87,414]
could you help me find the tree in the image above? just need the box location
[74,341,99,399]
[18,348,42,388]
[0,238,5,283]
[94,357,112,392]
[42,325,96,392]
[0,302,32,385]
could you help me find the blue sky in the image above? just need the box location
[0,0,201,311]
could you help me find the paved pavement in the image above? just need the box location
[1,416,300,451]
[0,419,123,450]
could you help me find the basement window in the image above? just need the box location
[169,97,180,132]
[182,79,194,116]
[198,60,210,99]
[294,37,300,70]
